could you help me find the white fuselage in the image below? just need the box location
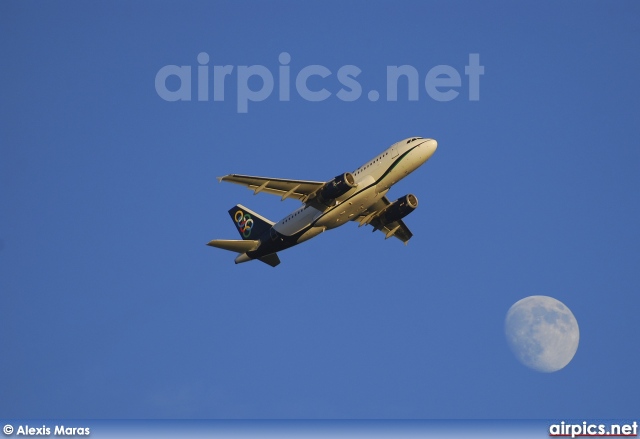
[272,137,438,242]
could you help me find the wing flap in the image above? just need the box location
[218,174,325,201]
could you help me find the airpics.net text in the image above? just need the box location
[154,52,484,113]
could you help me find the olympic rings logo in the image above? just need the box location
[234,210,254,238]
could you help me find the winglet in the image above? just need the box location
[217,176,225,183]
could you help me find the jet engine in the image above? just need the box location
[318,172,357,202]
[379,194,418,224]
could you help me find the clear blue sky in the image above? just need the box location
[1,1,639,419]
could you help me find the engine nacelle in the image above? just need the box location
[318,172,357,202]
[379,194,418,224]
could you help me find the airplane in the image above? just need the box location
[207,137,438,267]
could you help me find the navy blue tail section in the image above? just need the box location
[228,204,274,241]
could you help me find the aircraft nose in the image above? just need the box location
[425,139,437,155]
[421,138,437,159]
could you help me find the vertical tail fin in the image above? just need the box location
[228,204,274,240]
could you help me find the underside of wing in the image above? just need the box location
[370,218,413,243]
[352,196,414,244]
[218,174,325,201]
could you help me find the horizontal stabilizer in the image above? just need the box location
[206,239,260,253]
[259,253,281,267]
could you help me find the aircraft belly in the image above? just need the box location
[297,226,325,244]
[315,186,382,229]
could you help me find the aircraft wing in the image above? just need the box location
[218,174,325,202]
[353,196,414,244]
